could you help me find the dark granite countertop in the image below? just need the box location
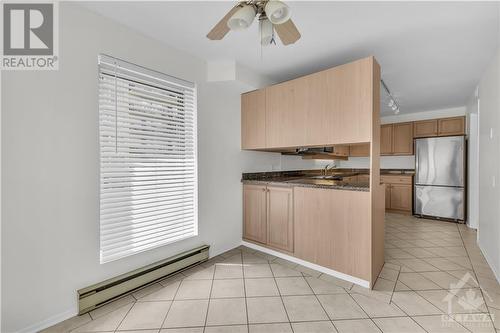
[241,168,414,192]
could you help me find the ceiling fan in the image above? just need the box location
[207,0,301,46]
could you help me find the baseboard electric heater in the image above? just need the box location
[77,245,209,315]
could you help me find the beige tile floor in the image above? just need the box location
[43,213,500,333]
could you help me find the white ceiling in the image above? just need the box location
[81,1,499,114]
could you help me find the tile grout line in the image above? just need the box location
[269,258,295,333]
[158,276,182,331]
[455,222,497,332]
[111,301,135,333]
[202,251,231,332]
[344,290,384,333]
[241,250,250,333]
[301,271,342,331]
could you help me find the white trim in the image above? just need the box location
[241,241,370,288]
[479,242,500,284]
[16,308,77,333]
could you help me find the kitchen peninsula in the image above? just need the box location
[240,57,385,288]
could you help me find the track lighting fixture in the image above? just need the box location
[381,79,401,115]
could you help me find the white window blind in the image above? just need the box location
[98,54,198,264]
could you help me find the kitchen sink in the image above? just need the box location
[310,175,344,180]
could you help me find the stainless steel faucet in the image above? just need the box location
[323,162,336,176]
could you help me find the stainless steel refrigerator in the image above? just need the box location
[414,136,465,222]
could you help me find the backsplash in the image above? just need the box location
[241,152,415,173]
[340,155,415,169]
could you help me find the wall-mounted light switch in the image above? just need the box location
[492,175,496,188]
[490,128,494,140]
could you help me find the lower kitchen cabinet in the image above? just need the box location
[243,184,294,252]
[243,185,267,244]
[267,186,294,252]
[294,187,372,281]
[389,184,412,212]
[385,184,391,209]
[381,175,413,214]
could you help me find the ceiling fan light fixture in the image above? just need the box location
[260,18,274,46]
[227,4,256,30]
[265,0,291,25]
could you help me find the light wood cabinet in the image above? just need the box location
[266,80,305,148]
[392,122,414,155]
[380,175,413,214]
[241,90,266,149]
[389,184,412,212]
[242,57,376,150]
[380,123,413,155]
[349,143,370,157]
[438,117,465,136]
[333,145,350,157]
[385,185,391,209]
[243,184,294,252]
[243,185,267,244]
[358,174,370,182]
[414,120,438,138]
[380,124,393,155]
[294,187,372,281]
[267,187,294,252]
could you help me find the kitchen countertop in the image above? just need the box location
[241,169,414,192]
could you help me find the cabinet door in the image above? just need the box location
[392,122,414,155]
[390,184,412,212]
[438,117,465,136]
[414,120,438,138]
[241,90,266,149]
[267,186,294,252]
[333,145,350,157]
[380,124,393,155]
[243,185,267,244]
[385,184,391,209]
[349,143,370,157]
[301,71,332,146]
[265,80,305,148]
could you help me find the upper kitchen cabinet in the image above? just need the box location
[242,57,378,150]
[241,89,266,149]
[438,116,465,136]
[349,143,370,157]
[380,124,393,155]
[392,122,414,155]
[266,80,306,148]
[380,123,413,155]
[414,119,438,138]
[324,58,373,145]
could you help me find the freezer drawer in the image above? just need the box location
[414,185,464,220]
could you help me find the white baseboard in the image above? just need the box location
[478,243,500,284]
[16,308,77,333]
[241,241,370,288]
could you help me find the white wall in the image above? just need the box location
[466,92,480,229]
[0,4,290,332]
[477,46,500,282]
[380,106,466,124]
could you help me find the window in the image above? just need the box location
[98,54,197,263]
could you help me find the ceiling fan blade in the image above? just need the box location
[274,19,301,45]
[207,4,241,40]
